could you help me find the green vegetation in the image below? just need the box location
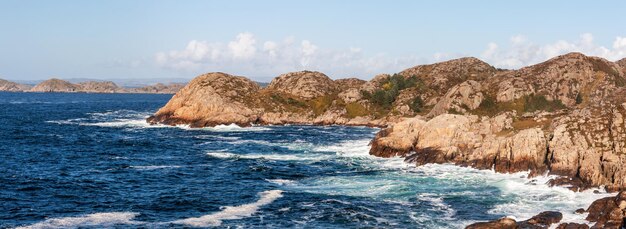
[523,94,566,112]
[361,74,423,110]
[270,93,307,107]
[345,102,368,118]
[471,93,566,117]
[409,96,424,112]
[308,95,335,116]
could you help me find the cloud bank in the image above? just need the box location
[155,33,426,80]
[155,33,626,80]
[481,33,626,69]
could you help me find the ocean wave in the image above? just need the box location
[206,151,331,161]
[171,190,283,227]
[298,135,610,226]
[15,212,140,229]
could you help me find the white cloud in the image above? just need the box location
[155,32,425,79]
[481,33,626,69]
[228,33,257,59]
[156,32,626,80]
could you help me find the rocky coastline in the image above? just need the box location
[0,78,185,94]
[147,52,626,228]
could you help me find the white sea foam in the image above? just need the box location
[206,151,331,161]
[130,165,182,170]
[266,179,295,185]
[15,212,140,229]
[171,190,283,227]
[301,138,612,226]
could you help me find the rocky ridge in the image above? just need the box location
[148,70,403,127]
[7,78,186,94]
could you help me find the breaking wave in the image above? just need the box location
[16,212,140,229]
[171,190,283,227]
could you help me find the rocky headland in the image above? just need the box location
[0,79,32,91]
[0,78,185,94]
[147,52,626,228]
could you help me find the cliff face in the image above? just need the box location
[0,79,31,91]
[370,52,626,191]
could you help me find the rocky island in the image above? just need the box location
[0,79,32,91]
[147,52,626,228]
[0,78,185,94]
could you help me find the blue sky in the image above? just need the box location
[1,0,626,81]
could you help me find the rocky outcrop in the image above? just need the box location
[266,71,336,99]
[148,70,398,127]
[0,79,31,91]
[427,80,484,117]
[370,53,626,192]
[30,78,81,92]
[585,191,626,228]
[147,72,261,127]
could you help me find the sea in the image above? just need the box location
[0,92,612,228]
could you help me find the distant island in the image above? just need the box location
[0,78,186,94]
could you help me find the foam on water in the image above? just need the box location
[16,212,140,229]
[130,165,183,170]
[206,151,332,161]
[46,110,271,132]
[171,190,283,227]
[296,138,612,226]
[266,179,296,185]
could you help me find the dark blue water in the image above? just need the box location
[0,92,604,228]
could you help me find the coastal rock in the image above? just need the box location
[30,78,81,92]
[585,191,626,228]
[0,79,31,91]
[465,217,518,229]
[147,72,261,127]
[369,117,425,157]
[518,211,563,228]
[467,211,562,229]
[266,71,336,99]
[555,223,589,229]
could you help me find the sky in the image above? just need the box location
[1,0,626,82]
